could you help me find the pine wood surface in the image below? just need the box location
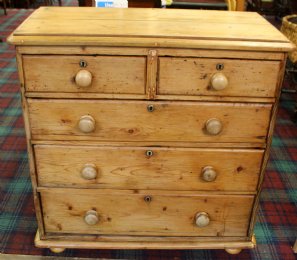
[27,99,272,143]
[34,145,264,191]
[16,46,285,60]
[159,57,280,97]
[34,230,256,250]
[15,53,46,237]
[23,55,146,94]
[40,188,254,237]
[7,7,294,51]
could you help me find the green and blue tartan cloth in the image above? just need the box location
[0,9,296,260]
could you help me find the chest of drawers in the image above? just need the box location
[8,7,294,254]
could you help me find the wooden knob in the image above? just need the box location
[195,212,210,227]
[84,210,99,225]
[78,115,95,133]
[210,72,228,90]
[201,166,217,182]
[205,118,222,135]
[75,69,92,87]
[81,164,98,180]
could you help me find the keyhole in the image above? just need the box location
[144,196,152,203]
[147,104,155,112]
[146,150,153,157]
[216,63,224,70]
[79,60,88,68]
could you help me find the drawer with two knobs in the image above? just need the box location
[28,99,272,143]
[35,145,264,191]
[40,188,254,237]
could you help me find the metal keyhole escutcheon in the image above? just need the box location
[144,196,152,203]
[147,104,155,112]
[79,60,88,68]
[216,63,224,71]
[146,150,153,157]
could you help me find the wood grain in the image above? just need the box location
[12,8,288,42]
[7,8,294,51]
[40,188,254,237]
[8,35,294,52]
[27,99,272,143]
[31,140,267,149]
[23,55,146,94]
[146,50,158,99]
[15,52,46,237]
[24,91,276,103]
[158,57,280,98]
[35,230,256,250]
[34,145,264,191]
[16,46,285,60]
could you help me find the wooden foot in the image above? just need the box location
[50,247,66,253]
[293,239,297,253]
[225,248,242,254]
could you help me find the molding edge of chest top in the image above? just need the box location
[7,7,295,254]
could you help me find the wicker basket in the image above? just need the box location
[281,15,297,63]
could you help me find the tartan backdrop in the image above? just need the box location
[0,8,296,260]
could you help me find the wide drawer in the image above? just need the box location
[158,58,280,97]
[40,188,254,237]
[28,99,272,143]
[23,55,146,94]
[35,145,264,191]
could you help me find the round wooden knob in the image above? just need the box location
[75,69,92,87]
[81,164,98,180]
[205,118,222,135]
[210,72,228,90]
[195,212,210,227]
[84,210,99,225]
[78,115,95,133]
[201,166,217,182]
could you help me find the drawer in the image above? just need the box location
[158,58,280,97]
[40,188,254,237]
[35,145,264,191]
[23,55,146,94]
[28,99,272,143]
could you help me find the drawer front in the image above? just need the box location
[23,55,146,94]
[35,145,264,191]
[28,99,272,143]
[158,58,280,97]
[41,189,254,236]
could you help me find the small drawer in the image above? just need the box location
[40,188,254,237]
[23,55,146,94]
[28,99,272,143]
[158,58,280,98]
[35,145,264,191]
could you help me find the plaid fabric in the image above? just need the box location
[0,8,297,260]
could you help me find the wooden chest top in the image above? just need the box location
[8,7,294,51]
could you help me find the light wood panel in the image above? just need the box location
[31,140,267,149]
[7,7,294,51]
[158,58,280,98]
[16,46,285,60]
[15,53,46,237]
[40,188,254,236]
[12,8,288,42]
[35,230,256,250]
[23,55,146,94]
[28,99,272,143]
[34,145,264,191]
[8,35,294,51]
[24,91,276,103]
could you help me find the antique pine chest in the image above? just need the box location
[8,7,294,254]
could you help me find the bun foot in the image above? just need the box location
[50,247,65,253]
[225,248,242,254]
